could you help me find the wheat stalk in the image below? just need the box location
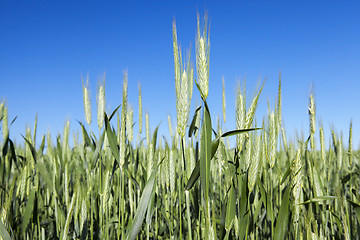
[348,121,353,166]
[169,149,175,194]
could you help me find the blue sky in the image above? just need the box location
[1,0,359,148]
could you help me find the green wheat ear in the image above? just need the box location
[172,20,181,98]
[167,115,173,138]
[172,19,193,139]
[82,74,92,126]
[1,101,8,139]
[97,72,106,130]
[291,148,302,232]
[308,88,316,151]
[126,106,134,142]
[138,82,143,134]
[236,84,245,151]
[0,100,4,121]
[120,71,128,168]
[248,135,260,192]
[268,111,276,168]
[196,13,210,100]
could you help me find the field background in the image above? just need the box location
[1,1,359,147]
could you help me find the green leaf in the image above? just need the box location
[221,128,262,138]
[37,135,46,158]
[105,114,119,163]
[22,135,37,163]
[2,134,9,157]
[151,124,160,154]
[239,172,249,218]
[0,220,11,240]
[225,184,236,230]
[211,128,261,164]
[109,105,121,121]
[10,116,17,125]
[223,218,234,240]
[188,106,202,137]
[258,179,274,222]
[126,160,161,240]
[91,130,106,167]
[299,196,338,205]
[195,79,206,102]
[185,161,200,190]
[22,188,36,234]
[345,198,360,225]
[9,139,19,168]
[329,208,343,233]
[61,191,77,240]
[36,161,54,193]
[353,205,360,226]
[78,121,95,150]
[238,211,250,240]
[280,165,291,185]
[200,102,212,205]
[274,186,290,239]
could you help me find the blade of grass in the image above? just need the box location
[36,161,54,193]
[125,160,162,240]
[78,121,95,150]
[22,135,37,163]
[200,101,212,203]
[188,106,202,138]
[0,220,11,240]
[62,190,77,240]
[225,183,236,230]
[105,114,119,163]
[274,186,290,239]
[109,105,121,121]
[22,187,36,234]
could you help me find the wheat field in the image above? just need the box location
[0,13,359,240]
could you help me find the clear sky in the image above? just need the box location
[1,0,359,149]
